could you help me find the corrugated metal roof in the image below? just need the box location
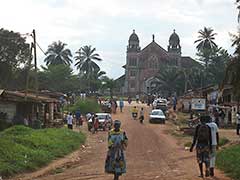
[1,90,59,103]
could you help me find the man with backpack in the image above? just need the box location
[190,115,212,178]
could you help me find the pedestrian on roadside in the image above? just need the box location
[127,97,132,104]
[139,107,144,124]
[93,114,99,134]
[207,117,219,177]
[119,99,124,113]
[67,113,73,130]
[136,94,139,104]
[190,115,212,178]
[75,109,82,127]
[236,111,240,135]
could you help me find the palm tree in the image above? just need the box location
[44,41,72,66]
[195,27,217,51]
[237,0,240,22]
[75,45,102,76]
[195,27,217,67]
[153,66,184,96]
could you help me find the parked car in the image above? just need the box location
[88,113,112,131]
[149,109,166,124]
[153,98,168,115]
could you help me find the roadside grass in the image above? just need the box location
[216,144,240,180]
[0,125,86,177]
[219,137,230,147]
[173,112,189,128]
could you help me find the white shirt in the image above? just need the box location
[67,115,73,125]
[237,113,240,124]
[207,122,219,146]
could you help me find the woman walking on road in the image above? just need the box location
[105,120,128,180]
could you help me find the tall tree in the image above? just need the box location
[0,28,30,88]
[224,30,240,109]
[38,64,79,93]
[75,45,102,91]
[87,69,106,92]
[75,45,102,76]
[44,41,72,66]
[195,27,217,67]
[101,76,116,98]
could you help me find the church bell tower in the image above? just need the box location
[124,30,141,96]
[168,29,181,66]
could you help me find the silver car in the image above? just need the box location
[149,109,166,124]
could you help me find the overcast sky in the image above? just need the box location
[0,0,238,79]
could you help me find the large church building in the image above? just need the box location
[120,29,199,96]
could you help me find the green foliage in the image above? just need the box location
[38,64,79,93]
[101,76,116,97]
[0,125,86,177]
[75,46,102,78]
[154,65,184,96]
[195,27,217,62]
[184,141,192,147]
[0,28,30,89]
[219,137,230,147]
[44,41,73,66]
[216,144,240,180]
[194,27,231,88]
[224,30,240,105]
[66,98,101,114]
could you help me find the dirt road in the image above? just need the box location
[11,103,230,180]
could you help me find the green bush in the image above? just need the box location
[65,98,101,114]
[0,125,86,177]
[219,137,230,147]
[216,145,240,180]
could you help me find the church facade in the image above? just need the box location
[120,29,199,97]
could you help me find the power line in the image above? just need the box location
[36,42,47,56]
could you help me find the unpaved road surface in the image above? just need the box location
[10,103,230,180]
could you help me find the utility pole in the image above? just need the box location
[32,29,38,97]
[25,42,34,100]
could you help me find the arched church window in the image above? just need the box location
[148,55,158,69]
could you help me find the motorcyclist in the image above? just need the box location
[131,106,138,120]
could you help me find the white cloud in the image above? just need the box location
[0,0,238,78]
